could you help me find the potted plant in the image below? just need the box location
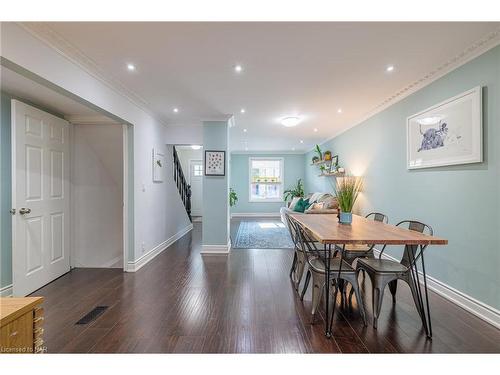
[313,144,322,163]
[229,188,238,207]
[335,176,363,224]
[283,178,304,202]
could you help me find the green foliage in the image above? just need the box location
[229,188,238,207]
[314,144,322,159]
[334,176,363,213]
[283,178,305,202]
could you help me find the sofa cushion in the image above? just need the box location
[293,198,311,213]
[318,195,338,209]
[288,196,301,210]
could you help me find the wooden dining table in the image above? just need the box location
[288,213,448,339]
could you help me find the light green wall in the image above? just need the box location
[304,46,500,309]
[1,92,13,289]
[202,121,230,246]
[230,153,306,214]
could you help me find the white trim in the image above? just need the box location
[201,238,232,255]
[0,284,13,297]
[125,224,193,272]
[248,157,284,203]
[373,248,500,330]
[230,212,281,218]
[310,28,500,153]
[122,124,130,271]
[65,115,120,126]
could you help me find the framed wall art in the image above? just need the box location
[407,86,482,170]
[205,150,226,176]
[152,148,165,182]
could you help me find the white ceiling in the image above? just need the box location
[1,65,101,118]
[30,22,500,151]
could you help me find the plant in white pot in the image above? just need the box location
[334,176,363,224]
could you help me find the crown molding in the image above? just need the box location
[18,22,170,127]
[311,26,500,152]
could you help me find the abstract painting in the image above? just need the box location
[152,148,165,182]
[407,86,482,169]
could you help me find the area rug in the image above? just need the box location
[233,221,294,249]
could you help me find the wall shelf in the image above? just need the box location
[318,171,345,177]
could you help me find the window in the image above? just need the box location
[192,164,203,176]
[249,157,284,202]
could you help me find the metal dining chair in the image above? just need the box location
[285,213,306,290]
[355,220,434,335]
[337,212,389,266]
[290,216,367,326]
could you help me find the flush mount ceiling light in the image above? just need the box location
[173,108,179,113]
[300,140,304,144]
[240,108,246,114]
[386,65,395,72]
[127,63,136,71]
[191,145,202,150]
[337,108,343,114]
[313,128,318,132]
[281,116,301,127]
[234,64,243,73]
[243,128,247,132]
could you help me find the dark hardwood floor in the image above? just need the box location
[32,220,500,353]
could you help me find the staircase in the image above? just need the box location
[172,146,192,222]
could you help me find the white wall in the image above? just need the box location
[164,125,203,145]
[1,23,192,265]
[72,123,123,268]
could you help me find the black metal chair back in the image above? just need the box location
[365,212,389,224]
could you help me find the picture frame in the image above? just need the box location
[152,148,165,182]
[205,150,226,176]
[407,86,482,170]
[329,155,339,173]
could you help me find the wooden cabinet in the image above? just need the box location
[0,297,44,354]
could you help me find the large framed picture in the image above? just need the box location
[205,150,226,176]
[407,86,482,170]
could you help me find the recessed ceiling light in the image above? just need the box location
[240,108,246,114]
[386,65,395,72]
[281,116,301,127]
[191,145,202,150]
[243,128,247,132]
[173,108,179,113]
[234,64,243,73]
[337,108,342,114]
[313,128,318,132]
[300,140,304,144]
[127,63,136,71]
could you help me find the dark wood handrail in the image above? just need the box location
[173,146,192,222]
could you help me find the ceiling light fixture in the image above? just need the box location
[234,64,243,73]
[337,108,342,114]
[243,128,247,132]
[240,108,246,114]
[127,63,136,71]
[173,108,179,113]
[313,128,318,132]
[300,140,304,144]
[191,145,202,150]
[281,116,301,127]
[386,65,395,72]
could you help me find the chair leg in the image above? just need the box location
[388,280,398,303]
[289,251,297,278]
[371,275,390,329]
[310,272,325,323]
[343,274,367,327]
[300,270,311,301]
[294,251,306,290]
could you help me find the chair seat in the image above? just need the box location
[357,258,408,273]
[309,257,355,274]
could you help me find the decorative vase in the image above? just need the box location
[339,212,352,224]
[324,151,332,161]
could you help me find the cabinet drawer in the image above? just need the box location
[0,312,34,353]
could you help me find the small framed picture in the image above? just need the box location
[330,155,339,172]
[205,150,226,176]
[152,148,165,182]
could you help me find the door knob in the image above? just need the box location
[19,208,31,215]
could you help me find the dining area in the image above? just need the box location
[284,211,448,340]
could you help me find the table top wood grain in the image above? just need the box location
[289,213,448,245]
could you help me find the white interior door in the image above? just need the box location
[189,160,203,217]
[12,100,70,296]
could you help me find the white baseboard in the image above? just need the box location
[231,212,281,218]
[373,248,500,330]
[201,238,232,255]
[0,284,13,297]
[125,224,193,272]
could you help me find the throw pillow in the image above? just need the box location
[288,196,301,210]
[293,198,310,213]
